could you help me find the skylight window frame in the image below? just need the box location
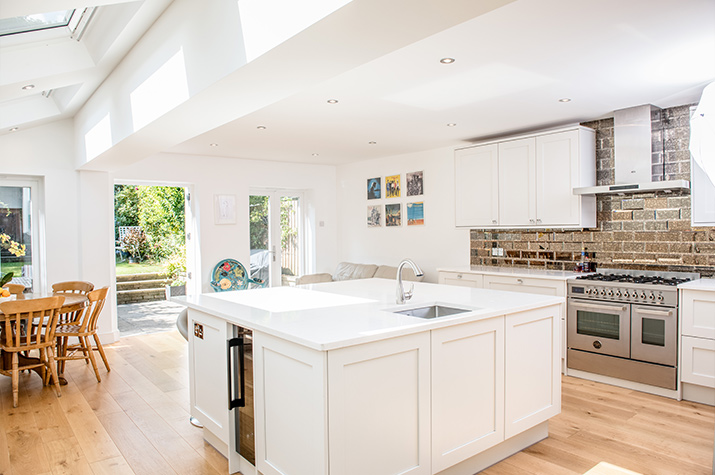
[0,10,77,38]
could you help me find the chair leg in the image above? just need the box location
[83,336,101,382]
[93,334,111,372]
[80,336,90,364]
[11,352,19,408]
[45,345,62,398]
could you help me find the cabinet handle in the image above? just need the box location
[516,279,523,284]
[457,274,463,279]
[492,220,497,224]
[529,219,535,224]
[536,219,542,224]
[227,337,246,410]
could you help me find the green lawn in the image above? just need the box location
[115,260,167,276]
[0,262,25,279]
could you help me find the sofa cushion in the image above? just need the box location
[373,265,424,282]
[332,262,378,281]
[295,273,333,285]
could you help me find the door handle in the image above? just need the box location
[636,308,673,317]
[575,303,627,312]
[227,337,245,410]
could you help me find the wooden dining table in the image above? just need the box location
[0,292,89,385]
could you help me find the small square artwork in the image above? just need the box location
[406,171,423,196]
[385,175,401,198]
[367,177,381,200]
[385,203,402,226]
[214,194,236,225]
[367,205,382,227]
[407,202,424,226]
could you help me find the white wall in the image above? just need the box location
[0,120,118,340]
[113,153,338,293]
[336,146,470,283]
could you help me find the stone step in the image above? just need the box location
[117,279,173,291]
[116,272,167,283]
[117,288,166,305]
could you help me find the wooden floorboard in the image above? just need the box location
[0,329,713,475]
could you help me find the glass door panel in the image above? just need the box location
[0,186,33,291]
[279,195,300,286]
[249,194,271,287]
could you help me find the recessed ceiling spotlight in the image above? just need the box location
[21,84,35,90]
[9,127,18,132]
[447,123,457,127]
[558,98,572,103]
[209,143,219,147]
[368,141,377,145]
[257,125,267,129]
[327,99,338,104]
[439,58,455,64]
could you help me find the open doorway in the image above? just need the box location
[113,183,191,336]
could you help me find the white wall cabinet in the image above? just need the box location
[691,159,715,227]
[455,143,499,227]
[680,288,715,405]
[455,126,596,229]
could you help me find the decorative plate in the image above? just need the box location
[210,259,249,292]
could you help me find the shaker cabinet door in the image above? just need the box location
[498,138,536,226]
[536,130,580,226]
[455,144,499,227]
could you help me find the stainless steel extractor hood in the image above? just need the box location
[573,104,690,195]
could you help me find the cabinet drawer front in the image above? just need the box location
[682,290,715,339]
[438,272,483,288]
[681,336,715,388]
[483,275,565,297]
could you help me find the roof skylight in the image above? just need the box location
[0,10,75,37]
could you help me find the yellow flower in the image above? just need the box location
[0,233,26,257]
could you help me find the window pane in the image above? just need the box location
[249,195,270,286]
[280,196,300,282]
[0,10,74,36]
[0,186,32,291]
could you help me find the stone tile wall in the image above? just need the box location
[469,104,715,277]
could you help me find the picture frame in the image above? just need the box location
[214,194,236,224]
[406,171,423,196]
[367,205,382,227]
[367,177,381,200]
[385,203,402,226]
[407,201,424,225]
[385,175,401,198]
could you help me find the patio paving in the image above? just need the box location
[117,300,186,337]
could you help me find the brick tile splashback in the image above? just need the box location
[469,104,715,277]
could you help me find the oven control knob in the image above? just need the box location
[622,291,630,298]
[615,290,622,297]
[599,289,606,296]
[657,294,664,301]
[584,288,591,295]
[606,290,614,297]
[648,293,656,300]
[639,292,646,299]
[593,340,602,349]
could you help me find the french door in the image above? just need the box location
[248,190,303,287]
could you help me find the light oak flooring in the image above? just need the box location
[1,330,713,475]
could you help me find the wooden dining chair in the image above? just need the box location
[2,283,25,295]
[52,281,94,324]
[55,287,110,382]
[0,296,65,407]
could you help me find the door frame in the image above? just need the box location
[248,189,305,287]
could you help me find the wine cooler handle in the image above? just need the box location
[227,337,246,410]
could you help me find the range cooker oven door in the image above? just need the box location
[631,305,677,366]
[568,299,630,358]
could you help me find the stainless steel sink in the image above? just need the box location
[392,304,472,319]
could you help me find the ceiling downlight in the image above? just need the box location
[439,58,455,64]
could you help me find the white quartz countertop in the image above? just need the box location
[678,278,715,291]
[174,278,563,351]
[437,265,587,280]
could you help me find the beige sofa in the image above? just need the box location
[295,261,424,285]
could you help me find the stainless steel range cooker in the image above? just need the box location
[567,268,699,390]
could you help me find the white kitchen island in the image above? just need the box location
[177,278,563,475]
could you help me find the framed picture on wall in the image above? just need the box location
[385,203,401,226]
[367,177,381,200]
[406,171,423,196]
[386,175,401,198]
[407,202,424,225]
[368,205,382,227]
[214,194,236,224]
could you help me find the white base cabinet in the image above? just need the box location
[680,288,715,405]
[252,305,561,475]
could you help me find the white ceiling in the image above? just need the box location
[2,0,715,167]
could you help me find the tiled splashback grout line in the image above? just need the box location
[469,104,715,277]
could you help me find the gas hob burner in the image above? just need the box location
[575,271,695,286]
